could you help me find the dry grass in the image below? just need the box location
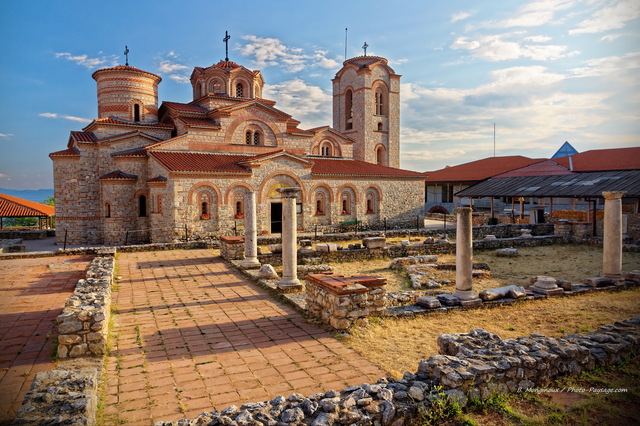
[341,287,640,378]
[328,258,408,291]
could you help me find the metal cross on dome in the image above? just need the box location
[362,42,368,56]
[124,46,129,66]
[223,31,231,61]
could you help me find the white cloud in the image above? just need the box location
[239,35,308,73]
[263,79,331,128]
[524,35,553,42]
[157,54,191,84]
[451,11,474,23]
[481,0,578,29]
[0,133,13,138]
[570,0,640,34]
[54,52,118,69]
[569,52,640,78]
[312,50,341,69]
[39,112,91,123]
[451,33,574,62]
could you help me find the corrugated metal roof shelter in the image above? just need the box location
[456,170,640,199]
[0,193,55,229]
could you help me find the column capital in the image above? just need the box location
[277,187,301,199]
[457,206,472,214]
[602,191,626,200]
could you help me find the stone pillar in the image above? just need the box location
[240,191,260,269]
[277,187,302,291]
[602,191,626,279]
[455,207,478,301]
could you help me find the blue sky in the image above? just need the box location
[0,0,638,189]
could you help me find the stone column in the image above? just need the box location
[277,187,302,291]
[240,190,260,269]
[602,191,626,279]
[455,207,478,301]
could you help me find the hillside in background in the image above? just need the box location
[0,188,54,204]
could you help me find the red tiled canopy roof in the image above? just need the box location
[162,102,208,114]
[424,156,543,183]
[311,158,424,178]
[50,147,80,157]
[0,193,55,217]
[70,131,97,142]
[178,117,221,128]
[554,147,640,172]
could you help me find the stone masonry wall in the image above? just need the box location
[56,256,114,358]
[305,273,386,330]
[220,236,244,260]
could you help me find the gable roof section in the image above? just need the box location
[553,147,640,172]
[177,117,221,129]
[0,193,55,217]
[424,156,542,183]
[213,99,291,120]
[551,141,579,158]
[494,160,571,177]
[112,147,148,158]
[237,150,314,168]
[70,131,97,143]
[311,158,424,178]
[149,151,252,174]
[99,170,138,181]
[162,101,208,115]
[50,146,80,158]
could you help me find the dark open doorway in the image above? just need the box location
[270,202,283,234]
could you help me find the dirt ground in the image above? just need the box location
[328,245,640,293]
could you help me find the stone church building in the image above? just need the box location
[50,52,425,245]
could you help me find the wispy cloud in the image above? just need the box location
[158,52,191,84]
[451,11,474,23]
[39,112,91,123]
[451,33,577,62]
[263,79,331,128]
[481,0,577,29]
[570,0,640,34]
[0,133,13,138]
[54,52,118,69]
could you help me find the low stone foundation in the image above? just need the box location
[0,238,25,253]
[306,274,387,330]
[220,235,244,260]
[56,256,115,358]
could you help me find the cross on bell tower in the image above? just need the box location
[124,46,129,66]
[223,31,231,61]
[362,42,368,56]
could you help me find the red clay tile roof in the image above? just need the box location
[214,60,242,71]
[149,152,252,174]
[50,147,80,157]
[99,170,138,180]
[84,117,174,130]
[0,193,55,217]
[147,176,167,183]
[162,102,208,114]
[112,148,147,158]
[554,147,640,172]
[92,66,161,82]
[311,158,424,178]
[287,126,314,135]
[178,118,221,128]
[70,131,97,142]
[424,156,542,183]
[495,160,571,177]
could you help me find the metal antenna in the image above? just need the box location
[345,28,348,61]
[494,123,496,157]
[223,31,231,61]
[124,46,129,66]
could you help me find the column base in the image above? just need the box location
[454,288,478,301]
[277,278,303,293]
[239,257,261,269]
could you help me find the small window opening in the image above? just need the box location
[236,83,244,97]
[105,203,111,218]
[138,195,147,217]
[133,104,140,122]
[377,122,383,131]
[235,200,244,218]
[253,132,260,145]
[367,199,373,214]
[246,131,252,145]
[201,202,210,219]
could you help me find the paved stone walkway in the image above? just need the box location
[0,255,93,424]
[102,250,386,425]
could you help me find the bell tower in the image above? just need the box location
[332,55,400,167]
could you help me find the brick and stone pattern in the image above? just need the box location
[305,273,386,330]
[220,235,245,260]
[56,257,114,358]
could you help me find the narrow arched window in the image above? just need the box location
[316,200,322,215]
[367,198,373,213]
[342,199,349,214]
[377,122,383,131]
[235,201,244,218]
[345,89,353,130]
[246,131,252,144]
[253,131,260,145]
[376,147,384,166]
[105,202,111,218]
[133,104,141,122]
[236,83,244,97]
[139,195,147,217]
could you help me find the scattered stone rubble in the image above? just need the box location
[155,317,640,426]
[0,238,26,253]
[56,256,114,358]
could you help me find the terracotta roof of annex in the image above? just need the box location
[99,170,138,180]
[553,147,640,172]
[424,156,544,183]
[310,158,424,178]
[149,151,252,174]
[50,147,80,158]
[177,117,221,128]
[0,193,55,217]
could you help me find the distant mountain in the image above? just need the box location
[0,188,54,204]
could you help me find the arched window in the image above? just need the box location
[376,146,385,166]
[246,131,252,145]
[235,200,244,218]
[133,104,141,122]
[341,192,352,215]
[138,195,147,217]
[236,82,244,97]
[245,128,262,145]
[105,202,111,218]
[321,141,332,157]
[377,122,383,131]
[201,201,209,217]
[345,89,353,130]
[375,87,386,116]
[253,131,260,145]
[365,188,379,215]
[315,190,327,215]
